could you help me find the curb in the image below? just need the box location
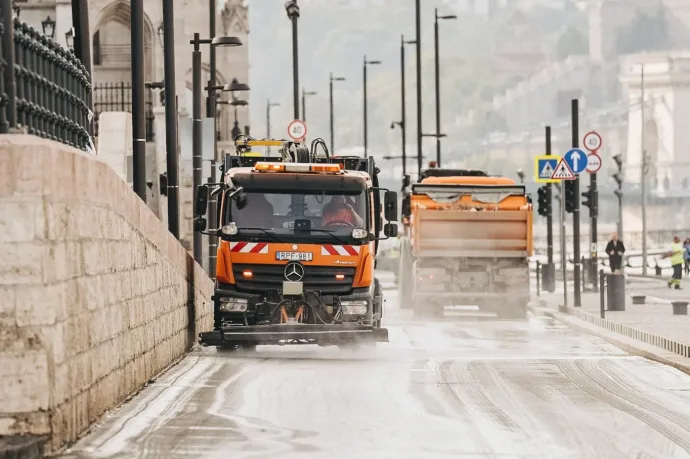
[0,436,45,459]
[529,304,690,376]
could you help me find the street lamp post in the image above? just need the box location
[205,79,249,276]
[266,100,281,138]
[191,34,242,266]
[329,73,345,154]
[131,0,147,202]
[391,35,416,190]
[301,88,317,122]
[285,0,300,120]
[415,0,423,177]
[161,0,180,239]
[363,56,381,158]
[433,8,456,168]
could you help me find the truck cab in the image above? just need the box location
[194,138,398,348]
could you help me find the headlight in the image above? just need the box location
[222,222,238,235]
[219,298,247,312]
[340,300,368,315]
[352,228,367,239]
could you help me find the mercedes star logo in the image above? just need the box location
[284,262,305,282]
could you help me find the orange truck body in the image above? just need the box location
[196,144,395,347]
[398,172,533,318]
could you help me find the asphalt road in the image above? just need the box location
[62,272,690,459]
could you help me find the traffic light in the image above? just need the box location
[612,154,623,200]
[537,185,551,217]
[581,186,592,209]
[581,185,597,216]
[564,179,576,213]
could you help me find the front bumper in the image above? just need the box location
[199,323,389,346]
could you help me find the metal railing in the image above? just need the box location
[0,16,92,151]
[93,81,154,141]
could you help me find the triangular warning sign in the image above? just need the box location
[539,162,554,178]
[552,158,575,179]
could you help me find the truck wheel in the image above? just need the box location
[496,302,528,320]
[217,343,239,353]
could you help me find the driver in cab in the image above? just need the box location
[321,195,363,227]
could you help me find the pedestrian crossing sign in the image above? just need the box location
[534,155,561,183]
[551,158,576,180]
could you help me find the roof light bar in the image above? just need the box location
[253,162,344,174]
[236,139,285,147]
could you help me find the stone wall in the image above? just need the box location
[0,135,214,453]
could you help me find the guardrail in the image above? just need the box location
[1,16,92,151]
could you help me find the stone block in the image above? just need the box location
[76,275,105,312]
[0,200,44,243]
[0,286,16,332]
[0,242,45,285]
[43,242,83,283]
[0,351,50,413]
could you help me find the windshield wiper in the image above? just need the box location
[235,227,285,243]
[305,228,350,245]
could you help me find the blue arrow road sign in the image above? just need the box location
[564,148,587,174]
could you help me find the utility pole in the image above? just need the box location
[329,73,346,154]
[433,8,456,168]
[192,33,203,265]
[266,99,280,138]
[641,63,648,277]
[302,88,317,123]
[363,56,381,158]
[162,0,179,240]
[400,35,407,185]
[286,0,300,120]
[207,0,218,278]
[544,126,555,292]
[572,99,582,307]
[415,0,423,178]
[131,0,146,202]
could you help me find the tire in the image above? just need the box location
[495,302,528,320]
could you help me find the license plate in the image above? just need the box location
[276,251,313,261]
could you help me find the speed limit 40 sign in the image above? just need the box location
[287,119,307,141]
[583,131,602,152]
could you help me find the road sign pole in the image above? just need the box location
[544,126,555,292]
[590,168,598,290]
[561,182,567,309]
[571,99,582,307]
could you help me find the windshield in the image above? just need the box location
[224,190,368,238]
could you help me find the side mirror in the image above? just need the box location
[194,217,207,232]
[384,223,398,238]
[194,185,209,216]
[384,191,398,222]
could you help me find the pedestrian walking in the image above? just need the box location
[605,232,625,273]
[664,235,684,289]
[683,238,690,275]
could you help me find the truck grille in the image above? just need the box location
[232,264,357,295]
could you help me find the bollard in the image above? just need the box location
[632,295,646,305]
[536,260,541,297]
[672,301,688,316]
[606,273,625,311]
[541,262,556,292]
[599,269,606,319]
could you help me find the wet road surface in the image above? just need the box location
[63,276,690,459]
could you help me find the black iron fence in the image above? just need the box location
[0,15,93,151]
[93,82,154,141]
